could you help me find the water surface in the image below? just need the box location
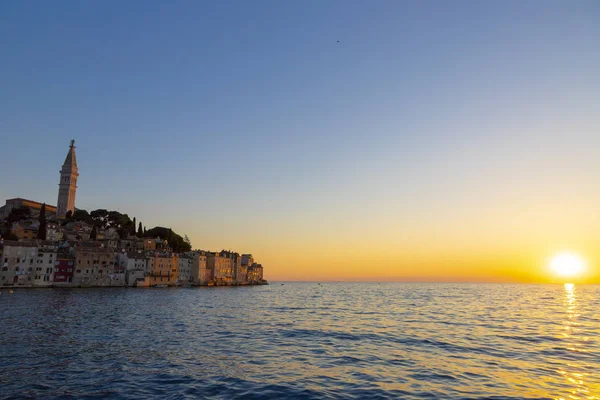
[1,283,599,399]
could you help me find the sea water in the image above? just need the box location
[1,283,598,399]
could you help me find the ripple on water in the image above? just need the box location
[0,283,599,399]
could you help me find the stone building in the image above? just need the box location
[247,263,264,284]
[57,140,79,219]
[33,243,59,287]
[2,198,57,219]
[73,246,123,286]
[147,252,178,286]
[189,250,209,286]
[117,251,148,287]
[207,251,236,285]
[1,241,57,287]
[177,255,193,286]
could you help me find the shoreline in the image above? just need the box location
[1,281,269,290]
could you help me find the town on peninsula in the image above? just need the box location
[0,141,266,288]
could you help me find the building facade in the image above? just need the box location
[1,241,57,287]
[53,258,75,284]
[148,252,178,286]
[2,198,57,219]
[73,247,122,286]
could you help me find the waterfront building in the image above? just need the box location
[189,250,209,286]
[1,241,37,286]
[208,251,235,285]
[247,263,264,284]
[241,254,254,267]
[53,257,75,285]
[178,254,193,286]
[236,264,248,285]
[148,252,178,286]
[1,241,57,287]
[33,243,58,287]
[73,246,123,286]
[56,140,79,219]
[117,251,149,287]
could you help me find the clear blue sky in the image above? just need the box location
[1,1,599,280]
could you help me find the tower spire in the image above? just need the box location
[57,140,79,219]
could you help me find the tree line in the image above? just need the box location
[3,206,192,252]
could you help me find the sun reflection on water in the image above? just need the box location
[555,283,596,400]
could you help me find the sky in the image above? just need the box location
[1,1,599,282]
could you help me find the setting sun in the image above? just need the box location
[549,252,586,278]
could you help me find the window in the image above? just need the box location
[76,270,81,273]
[30,259,33,264]
[56,261,60,266]
[68,262,73,266]
[68,268,72,272]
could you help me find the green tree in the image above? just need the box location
[90,224,97,240]
[132,217,137,237]
[137,222,143,237]
[37,203,47,240]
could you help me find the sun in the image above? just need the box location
[549,252,586,278]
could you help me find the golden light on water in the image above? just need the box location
[549,252,586,280]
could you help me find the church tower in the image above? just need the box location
[57,139,79,219]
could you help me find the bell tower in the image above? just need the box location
[57,139,79,219]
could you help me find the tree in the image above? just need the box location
[143,226,147,236]
[184,234,192,248]
[37,203,47,240]
[7,206,31,226]
[65,210,73,219]
[132,217,137,237]
[144,226,191,253]
[90,209,109,229]
[90,224,97,240]
[73,209,92,224]
[137,222,143,237]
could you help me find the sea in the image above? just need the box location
[0,283,598,399]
